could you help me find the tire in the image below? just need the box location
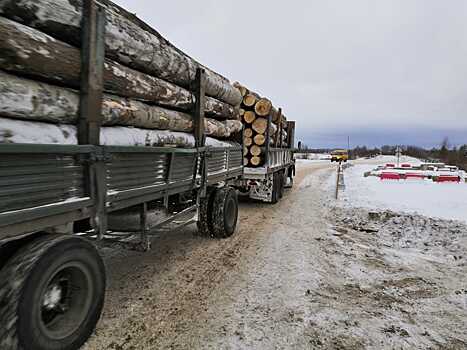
[211,187,238,238]
[278,171,285,199]
[197,189,215,236]
[0,234,106,350]
[271,173,279,204]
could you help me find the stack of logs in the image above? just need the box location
[234,83,288,166]
[0,0,243,147]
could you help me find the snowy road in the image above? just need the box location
[83,161,467,350]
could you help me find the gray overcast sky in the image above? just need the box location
[114,0,467,148]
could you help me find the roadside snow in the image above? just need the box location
[338,160,467,223]
[296,158,329,165]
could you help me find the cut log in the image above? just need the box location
[243,147,249,156]
[243,157,249,165]
[271,107,280,123]
[0,117,239,147]
[253,134,266,146]
[0,0,242,106]
[0,71,242,138]
[233,82,248,97]
[244,128,253,138]
[250,156,261,166]
[244,137,253,147]
[243,94,258,107]
[239,108,245,117]
[254,98,272,117]
[250,145,262,157]
[252,118,268,134]
[243,111,256,124]
[0,17,236,120]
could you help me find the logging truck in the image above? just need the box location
[0,2,244,349]
[0,1,298,349]
[237,119,296,203]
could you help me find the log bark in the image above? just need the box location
[254,98,272,117]
[243,111,256,124]
[253,134,266,146]
[233,82,248,97]
[0,117,239,147]
[0,71,242,138]
[0,0,242,106]
[0,17,237,120]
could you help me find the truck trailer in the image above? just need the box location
[238,120,296,203]
[0,2,242,349]
[0,1,297,348]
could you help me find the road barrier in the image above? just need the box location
[435,175,461,183]
[380,172,401,180]
[335,163,346,199]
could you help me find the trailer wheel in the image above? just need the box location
[197,189,215,236]
[278,171,285,199]
[0,234,105,350]
[211,187,238,238]
[271,173,279,204]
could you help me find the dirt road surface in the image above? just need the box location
[83,161,467,350]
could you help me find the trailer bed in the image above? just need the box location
[0,144,242,241]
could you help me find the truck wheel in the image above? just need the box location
[0,234,106,350]
[271,173,280,204]
[197,189,215,236]
[211,187,238,238]
[278,171,285,199]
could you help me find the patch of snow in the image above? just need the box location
[295,152,331,160]
[296,159,329,166]
[0,117,239,148]
[336,163,467,223]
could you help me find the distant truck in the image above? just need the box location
[237,121,296,203]
[331,149,349,163]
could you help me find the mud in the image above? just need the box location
[83,162,467,350]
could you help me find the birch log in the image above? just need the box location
[254,98,272,117]
[0,117,239,148]
[250,156,261,166]
[243,94,258,107]
[252,118,268,134]
[0,17,236,120]
[250,145,262,157]
[0,71,242,138]
[244,111,256,124]
[233,82,248,97]
[0,0,242,106]
[253,134,266,146]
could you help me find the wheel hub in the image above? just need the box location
[42,284,63,310]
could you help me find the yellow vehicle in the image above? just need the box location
[331,149,349,162]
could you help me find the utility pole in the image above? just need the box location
[347,136,350,159]
[396,146,401,167]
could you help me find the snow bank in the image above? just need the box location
[338,162,467,223]
[295,152,331,160]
